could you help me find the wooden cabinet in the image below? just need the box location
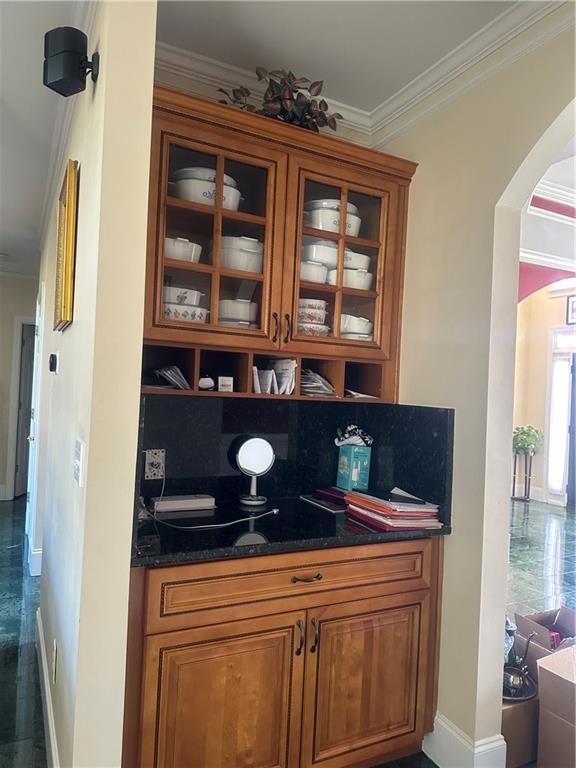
[125,540,441,768]
[142,88,416,402]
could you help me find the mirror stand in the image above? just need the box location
[240,475,267,506]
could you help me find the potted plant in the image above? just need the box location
[512,425,543,500]
[218,67,343,133]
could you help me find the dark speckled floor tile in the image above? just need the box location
[0,498,46,765]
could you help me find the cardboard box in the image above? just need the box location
[502,634,541,768]
[336,445,371,491]
[537,646,576,768]
[515,607,576,651]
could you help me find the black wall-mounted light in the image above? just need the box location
[43,26,99,97]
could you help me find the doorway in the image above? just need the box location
[13,323,35,497]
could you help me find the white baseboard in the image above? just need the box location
[423,713,507,768]
[27,535,42,576]
[36,608,60,768]
[528,486,545,502]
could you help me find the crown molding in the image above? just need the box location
[533,179,576,207]
[154,43,372,135]
[520,248,576,272]
[155,3,572,151]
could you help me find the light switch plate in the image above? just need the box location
[145,448,165,480]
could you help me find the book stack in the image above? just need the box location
[344,489,442,531]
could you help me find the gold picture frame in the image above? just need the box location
[54,159,79,331]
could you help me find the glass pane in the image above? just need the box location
[218,277,262,329]
[340,295,376,341]
[220,220,266,275]
[168,145,219,205]
[224,159,268,217]
[163,269,211,325]
[165,208,214,266]
[342,245,378,292]
[348,191,382,241]
[297,288,334,338]
[300,236,336,286]
[303,180,345,234]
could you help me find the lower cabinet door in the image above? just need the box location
[139,611,306,768]
[301,591,430,768]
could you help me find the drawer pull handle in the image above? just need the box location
[272,312,279,343]
[295,619,305,656]
[291,573,323,584]
[283,313,292,344]
[310,617,320,653]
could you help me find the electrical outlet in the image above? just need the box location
[144,448,165,480]
[51,639,58,685]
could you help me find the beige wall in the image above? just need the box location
[514,285,568,492]
[35,3,156,766]
[381,13,575,751]
[0,273,37,499]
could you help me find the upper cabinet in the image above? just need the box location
[144,88,416,392]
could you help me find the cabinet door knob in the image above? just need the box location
[291,572,322,584]
[310,617,320,653]
[283,313,292,344]
[295,619,305,656]
[272,312,279,343]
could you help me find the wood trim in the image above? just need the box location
[122,567,146,768]
[153,86,418,182]
[424,536,444,733]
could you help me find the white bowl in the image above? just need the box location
[298,307,327,324]
[297,322,330,337]
[163,303,208,323]
[164,237,202,262]
[218,299,258,322]
[341,332,373,341]
[301,238,338,269]
[304,199,359,215]
[340,314,374,334]
[220,236,263,253]
[344,249,371,270]
[172,167,238,188]
[219,320,259,328]
[327,268,373,290]
[301,260,328,283]
[298,298,328,310]
[173,179,241,210]
[163,286,204,306]
[220,249,263,273]
[304,209,361,236]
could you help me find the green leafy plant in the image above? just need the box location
[512,425,543,455]
[218,68,343,133]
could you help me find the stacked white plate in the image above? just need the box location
[304,198,361,237]
[298,297,330,336]
[171,166,241,211]
[163,286,208,324]
[220,236,263,273]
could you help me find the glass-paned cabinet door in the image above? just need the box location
[283,163,396,359]
[151,130,285,349]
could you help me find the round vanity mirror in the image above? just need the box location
[229,435,275,506]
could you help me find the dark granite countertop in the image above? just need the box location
[132,497,451,568]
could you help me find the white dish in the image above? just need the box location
[164,237,202,263]
[298,298,328,310]
[163,303,209,323]
[304,209,361,237]
[301,238,338,268]
[172,167,238,188]
[304,198,359,215]
[220,249,263,273]
[298,322,330,337]
[220,236,263,253]
[173,178,241,211]
[163,287,204,306]
[340,314,373,334]
[218,299,258,322]
[344,249,371,271]
[219,320,258,328]
[327,268,373,290]
[341,332,373,341]
[300,260,328,284]
[298,307,327,324]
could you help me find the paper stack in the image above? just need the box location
[154,366,191,389]
[300,369,335,396]
[253,359,297,395]
[344,488,442,531]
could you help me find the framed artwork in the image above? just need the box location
[54,159,79,331]
[567,295,576,326]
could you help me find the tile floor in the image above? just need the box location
[0,497,46,767]
[506,499,576,617]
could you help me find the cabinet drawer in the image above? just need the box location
[144,540,431,634]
